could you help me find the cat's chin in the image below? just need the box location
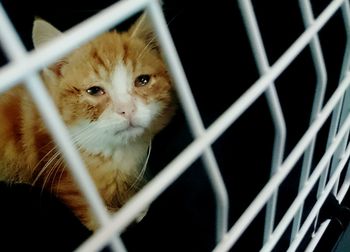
[113,125,145,143]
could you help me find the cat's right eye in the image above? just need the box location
[86,86,105,96]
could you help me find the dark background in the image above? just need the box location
[0,0,348,251]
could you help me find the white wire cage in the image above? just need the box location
[0,0,350,251]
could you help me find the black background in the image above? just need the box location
[0,0,347,251]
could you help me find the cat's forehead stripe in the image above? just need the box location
[111,62,133,100]
[91,49,108,70]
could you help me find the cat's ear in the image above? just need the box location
[32,18,62,48]
[32,19,66,77]
[129,13,159,52]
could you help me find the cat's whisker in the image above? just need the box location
[56,162,67,194]
[128,140,152,192]
[34,123,93,172]
[73,131,99,148]
[49,157,64,195]
[32,148,60,186]
[34,126,93,191]
[137,36,157,61]
[36,152,61,193]
[33,123,92,177]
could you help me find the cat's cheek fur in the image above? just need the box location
[68,116,133,157]
[132,98,162,129]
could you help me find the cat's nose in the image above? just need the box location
[115,102,136,120]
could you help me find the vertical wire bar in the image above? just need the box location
[0,3,126,252]
[290,0,328,241]
[315,0,350,229]
[318,0,350,194]
[236,0,287,243]
[329,2,350,195]
[337,156,350,199]
[146,0,229,242]
[330,100,350,194]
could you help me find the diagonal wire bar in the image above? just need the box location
[237,0,286,244]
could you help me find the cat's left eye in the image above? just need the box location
[135,74,151,87]
[86,86,105,96]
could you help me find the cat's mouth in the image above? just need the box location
[114,124,144,136]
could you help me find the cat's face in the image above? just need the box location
[34,18,175,156]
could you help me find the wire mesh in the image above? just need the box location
[0,0,349,251]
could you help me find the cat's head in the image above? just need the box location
[33,15,176,156]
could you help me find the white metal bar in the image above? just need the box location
[337,159,350,200]
[0,6,26,57]
[262,111,350,251]
[305,220,331,252]
[237,0,286,243]
[330,102,350,194]
[291,0,328,240]
[146,0,229,242]
[0,0,150,94]
[338,0,350,91]
[287,141,350,252]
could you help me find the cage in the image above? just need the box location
[0,0,350,251]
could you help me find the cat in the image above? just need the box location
[0,14,176,230]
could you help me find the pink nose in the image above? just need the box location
[115,102,136,120]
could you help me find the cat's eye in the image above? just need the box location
[135,74,151,87]
[86,86,105,96]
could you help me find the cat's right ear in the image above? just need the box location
[32,19,62,49]
[32,19,66,77]
[129,13,159,53]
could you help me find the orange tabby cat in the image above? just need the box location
[0,14,176,230]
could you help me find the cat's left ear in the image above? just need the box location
[129,13,159,52]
